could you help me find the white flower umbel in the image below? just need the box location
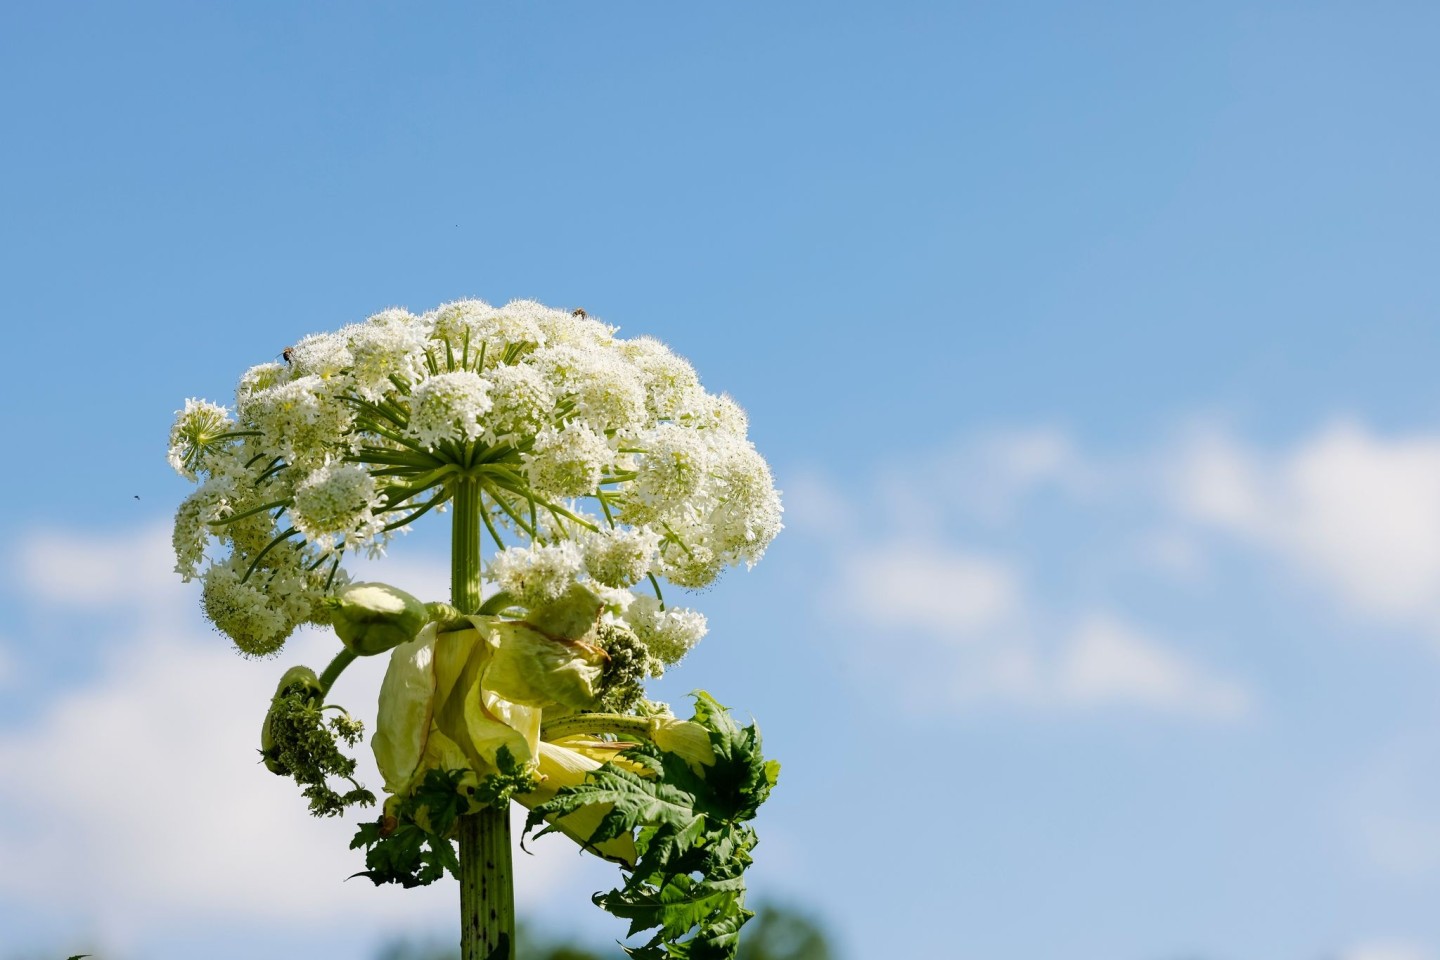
[234,361,289,417]
[169,297,781,657]
[200,557,292,657]
[286,329,354,380]
[524,423,612,500]
[625,595,708,666]
[488,541,584,608]
[247,375,356,468]
[534,344,647,434]
[485,363,554,440]
[345,309,427,399]
[409,370,495,448]
[706,443,785,568]
[624,423,714,523]
[582,526,661,588]
[168,398,235,480]
[291,461,383,553]
[430,298,545,362]
[619,336,700,420]
[173,476,237,580]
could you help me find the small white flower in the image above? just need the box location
[234,362,290,418]
[619,336,699,420]
[591,583,637,613]
[679,390,749,436]
[654,538,723,589]
[624,424,714,523]
[173,479,233,580]
[520,300,616,348]
[429,299,499,348]
[707,443,784,567]
[286,330,353,380]
[201,558,294,657]
[489,541,584,607]
[246,374,356,468]
[408,370,494,448]
[429,299,552,364]
[533,344,648,433]
[345,310,427,399]
[524,424,611,500]
[291,461,382,551]
[168,398,235,480]
[486,362,555,440]
[624,596,707,665]
[582,526,661,588]
[264,539,348,626]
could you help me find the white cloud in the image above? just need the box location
[1172,420,1440,630]
[1054,615,1250,720]
[974,427,1086,492]
[1167,426,1271,534]
[826,534,1249,719]
[0,638,13,687]
[0,526,615,953]
[796,436,1252,720]
[837,541,1020,637]
[19,523,185,606]
[937,427,1089,523]
[862,417,1440,641]
[801,416,1440,719]
[1340,942,1434,960]
[873,427,1094,531]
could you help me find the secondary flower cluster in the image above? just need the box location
[167,300,783,672]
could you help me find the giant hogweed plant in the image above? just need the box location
[168,301,783,960]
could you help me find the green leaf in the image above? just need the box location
[349,767,470,887]
[527,691,780,959]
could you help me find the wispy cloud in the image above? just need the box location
[1340,942,1435,960]
[1053,615,1250,719]
[799,451,1252,720]
[1169,419,1440,631]
[838,540,1021,637]
[0,525,612,953]
[794,415,1440,720]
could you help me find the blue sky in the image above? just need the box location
[4,3,1440,959]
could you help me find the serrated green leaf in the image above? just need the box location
[348,766,473,887]
[530,691,779,959]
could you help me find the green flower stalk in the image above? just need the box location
[169,299,783,959]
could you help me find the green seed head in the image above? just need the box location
[260,666,322,774]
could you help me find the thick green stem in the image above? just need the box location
[452,476,515,960]
[452,478,483,617]
[459,804,515,960]
[316,649,357,696]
